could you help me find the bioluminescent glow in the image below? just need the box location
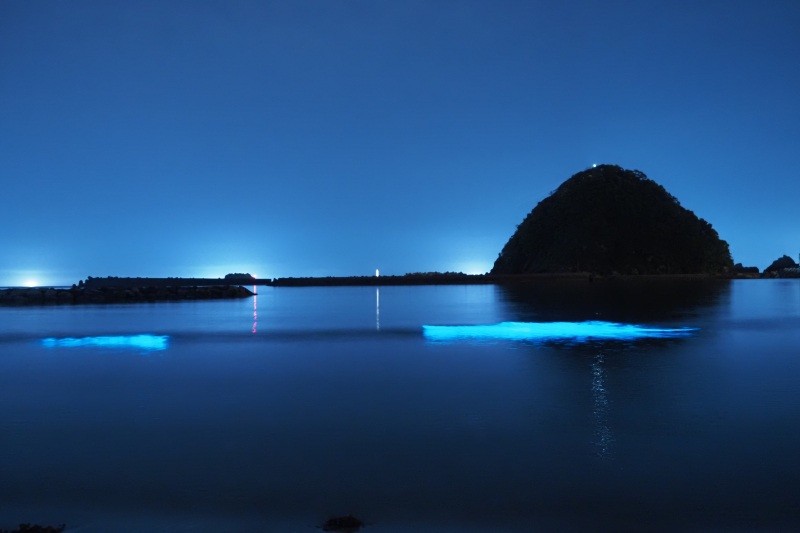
[41,334,169,351]
[422,321,697,343]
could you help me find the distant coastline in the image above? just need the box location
[77,272,754,289]
[266,272,741,287]
[2,270,796,307]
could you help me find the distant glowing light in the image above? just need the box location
[23,279,38,288]
[375,268,380,277]
[41,334,169,351]
[459,261,491,275]
[592,163,598,168]
[422,321,696,343]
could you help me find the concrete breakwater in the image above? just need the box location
[0,285,253,306]
[80,273,490,287]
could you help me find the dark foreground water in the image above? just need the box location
[1,280,799,531]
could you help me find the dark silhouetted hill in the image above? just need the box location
[764,255,798,273]
[491,165,733,275]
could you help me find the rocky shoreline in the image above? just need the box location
[0,285,253,306]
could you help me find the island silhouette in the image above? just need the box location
[492,164,733,275]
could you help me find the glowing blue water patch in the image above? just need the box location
[41,334,169,351]
[422,321,696,343]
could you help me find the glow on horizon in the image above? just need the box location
[423,321,697,343]
[8,267,90,288]
[41,334,169,351]
[457,261,492,275]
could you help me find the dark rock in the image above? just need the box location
[1,284,253,306]
[0,524,65,533]
[491,165,734,275]
[322,514,364,531]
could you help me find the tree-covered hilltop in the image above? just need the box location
[491,165,734,275]
[224,273,256,281]
[764,255,798,273]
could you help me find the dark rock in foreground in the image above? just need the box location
[322,514,363,531]
[0,525,65,533]
[0,285,253,306]
[492,165,734,275]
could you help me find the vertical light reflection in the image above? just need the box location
[376,287,380,331]
[252,293,258,334]
[591,353,613,457]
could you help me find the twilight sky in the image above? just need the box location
[1,1,798,286]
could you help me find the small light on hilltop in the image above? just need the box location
[592,163,598,168]
[375,268,380,277]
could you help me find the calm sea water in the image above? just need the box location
[1,280,799,531]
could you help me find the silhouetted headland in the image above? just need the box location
[492,165,734,275]
[763,254,800,278]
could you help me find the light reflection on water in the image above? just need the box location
[592,352,613,458]
[252,293,258,334]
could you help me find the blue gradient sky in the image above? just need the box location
[2,1,798,286]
